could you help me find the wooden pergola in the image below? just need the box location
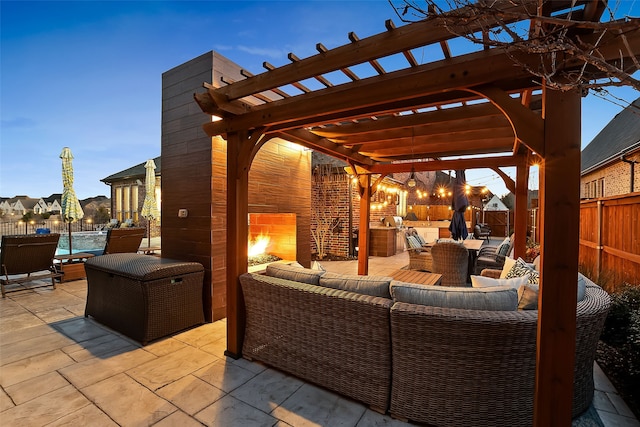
[194,1,639,425]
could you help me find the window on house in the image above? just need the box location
[115,187,123,221]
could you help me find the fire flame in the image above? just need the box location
[248,233,270,257]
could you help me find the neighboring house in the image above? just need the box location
[581,97,640,198]
[101,157,161,225]
[4,196,48,216]
[484,194,509,211]
[43,194,62,213]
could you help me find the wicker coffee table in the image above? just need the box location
[391,269,442,286]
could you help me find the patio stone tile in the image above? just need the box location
[606,392,637,418]
[9,289,84,313]
[50,317,111,343]
[4,370,69,405]
[127,345,219,391]
[0,387,14,411]
[172,321,226,348]
[1,384,90,426]
[0,349,75,387]
[143,337,190,357]
[193,357,257,393]
[82,373,177,427]
[59,347,157,389]
[195,394,277,427]
[356,409,411,426]
[62,333,137,362]
[597,410,640,427]
[273,422,294,427]
[594,362,617,393]
[0,298,32,317]
[153,409,207,427]
[230,368,304,414]
[156,374,226,415]
[35,307,79,323]
[0,328,75,366]
[46,403,118,427]
[232,356,269,375]
[0,311,46,332]
[271,382,367,427]
[593,390,616,413]
[0,323,57,347]
[199,336,227,358]
[66,303,87,317]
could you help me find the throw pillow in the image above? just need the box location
[500,257,517,279]
[406,235,422,250]
[265,263,326,285]
[414,233,427,245]
[390,281,518,311]
[505,257,540,284]
[319,272,392,299]
[497,241,511,256]
[470,274,529,289]
[517,284,539,310]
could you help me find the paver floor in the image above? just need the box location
[1,249,637,426]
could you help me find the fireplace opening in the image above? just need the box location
[247,213,297,268]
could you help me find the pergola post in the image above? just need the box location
[225,130,251,359]
[534,87,581,426]
[514,156,530,258]
[357,174,372,275]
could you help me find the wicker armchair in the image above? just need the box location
[473,223,491,240]
[1,234,62,297]
[474,240,512,274]
[404,231,433,272]
[431,241,469,287]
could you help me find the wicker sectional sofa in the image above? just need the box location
[238,263,610,426]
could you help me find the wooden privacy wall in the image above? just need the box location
[579,192,640,290]
[408,205,470,222]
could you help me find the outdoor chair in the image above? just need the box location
[431,241,469,287]
[404,231,433,272]
[474,238,512,274]
[103,227,145,255]
[473,223,491,240]
[0,234,62,297]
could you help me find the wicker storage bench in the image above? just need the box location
[84,253,205,344]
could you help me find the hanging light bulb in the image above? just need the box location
[407,169,416,188]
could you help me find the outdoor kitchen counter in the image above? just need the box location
[404,220,471,242]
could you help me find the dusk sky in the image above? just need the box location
[2,1,639,199]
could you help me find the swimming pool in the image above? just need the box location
[56,231,107,256]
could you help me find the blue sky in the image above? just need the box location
[1,1,639,199]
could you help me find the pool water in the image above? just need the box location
[56,231,107,256]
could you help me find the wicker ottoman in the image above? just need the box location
[84,253,205,344]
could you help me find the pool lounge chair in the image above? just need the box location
[103,227,145,254]
[0,234,62,297]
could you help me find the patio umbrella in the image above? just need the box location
[449,169,469,241]
[60,147,84,254]
[140,159,160,248]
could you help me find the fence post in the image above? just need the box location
[596,199,603,281]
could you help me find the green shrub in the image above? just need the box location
[601,283,640,379]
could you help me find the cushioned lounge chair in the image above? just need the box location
[404,231,433,272]
[0,234,62,297]
[103,227,145,254]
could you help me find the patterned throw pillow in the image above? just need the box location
[505,257,540,284]
[414,233,427,245]
[406,235,422,250]
[497,242,511,256]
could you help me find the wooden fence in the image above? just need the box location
[579,192,640,290]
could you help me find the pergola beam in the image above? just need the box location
[367,155,518,174]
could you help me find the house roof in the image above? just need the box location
[581,97,640,174]
[484,194,509,211]
[102,156,161,183]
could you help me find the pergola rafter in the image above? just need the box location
[192,1,640,426]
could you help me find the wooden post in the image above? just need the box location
[534,87,581,426]
[358,174,371,275]
[225,130,250,359]
[514,156,529,259]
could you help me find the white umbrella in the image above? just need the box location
[140,159,159,247]
[60,147,84,254]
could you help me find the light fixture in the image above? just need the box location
[407,168,416,187]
